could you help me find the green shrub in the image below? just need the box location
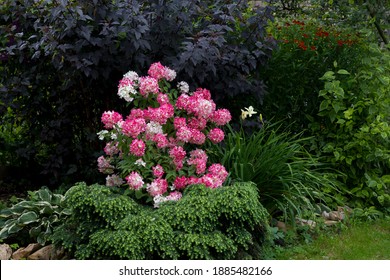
[51,182,271,260]
[209,121,345,222]
[261,17,363,133]
[308,45,390,213]
[0,187,71,245]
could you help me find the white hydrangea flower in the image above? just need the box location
[134,158,146,167]
[110,132,118,140]
[153,195,167,208]
[177,81,189,93]
[165,68,177,81]
[146,121,163,135]
[97,130,109,140]
[118,86,135,102]
[123,70,139,81]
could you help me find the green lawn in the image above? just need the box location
[274,219,390,260]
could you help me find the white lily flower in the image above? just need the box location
[244,106,257,117]
[241,106,257,119]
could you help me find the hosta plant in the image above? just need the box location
[97,62,231,207]
[0,187,71,245]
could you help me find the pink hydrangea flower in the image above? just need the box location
[97,156,114,174]
[173,117,187,130]
[200,174,223,189]
[157,93,170,105]
[169,146,186,170]
[208,163,228,182]
[146,103,174,125]
[147,62,166,80]
[152,165,165,178]
[104,142,119,156]
[189,129,206,145]
[152,133,169,148]
[128,109,145,119]
[187,117,207,130]
[130,139,146,157]
[147,178,168,197]
[176,126,192,143]
[158,103,175,123]
[173,176,188,190]
[185,96,216,119]
[187,176,201,186]
[126,171,144,190]
[139,76,159,96]
[166,191,182,201]
[211,109,232,126]
[193,88,211,100]
[101,111,123,129]
[106,174,124,187]
[207,128,225,144]
[187,149,208,174]
[148,62,176,81]
[122,118,146,138]
[175,94,190,110]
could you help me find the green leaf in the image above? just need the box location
[51,194,64,205]
[320,71,335,81]
[381,175,390,183]
[319,100,329,111]
[335,87,344,98]
[40,206,54,215]
[332,102,342,113]
[17,211,39,225]
[135,190,146,200]
[0,225,12,239]
[361,190,369,197]
[62,208,72,216]
[37,188,52,202]
[0,208,14,218]
[336,119,345,124]
[337,69,350,75]
[8,223,23,235]
[29,225,42,238]
[368,180,377,188]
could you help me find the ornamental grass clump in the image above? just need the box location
[97,62,231,207]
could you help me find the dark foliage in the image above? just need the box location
[0,0,275,188]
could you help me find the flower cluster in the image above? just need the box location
[273,19,360,52]
[97,62,231,207]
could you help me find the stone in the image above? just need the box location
[0,244,13,260]
[324,220,339,226]
[26,244,67,260]
[329,210,345,221]
[51,246,66,260]
[322,211,330,219]
[27,244,53,260]
[12,243,43,260]
[296,218,316,228]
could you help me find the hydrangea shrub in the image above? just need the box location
[97,62,231,207]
